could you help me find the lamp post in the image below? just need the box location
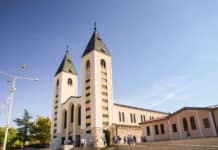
[0,65,39,150]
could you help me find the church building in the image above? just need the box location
[50,27,168,148]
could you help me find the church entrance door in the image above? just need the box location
[75,134,80,147]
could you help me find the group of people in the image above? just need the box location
[113,135,137,145]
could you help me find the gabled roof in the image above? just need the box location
[114,103,168,114]
[82,29,111,57]
[55,51,77,76]
[139,105,218,125]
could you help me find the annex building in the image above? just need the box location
[50,28,167,148]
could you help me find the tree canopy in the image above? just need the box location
[31,116,51,144]
[14,109,33,146]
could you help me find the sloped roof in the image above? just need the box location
[82,30,111,57]
[55,51,77,76]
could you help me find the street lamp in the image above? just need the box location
[0,65,39,150]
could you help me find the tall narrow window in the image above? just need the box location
[122,112,125,122]
[183,118,188,131]
[86,60,90,79]
[64,111,67,129]
[143,115,146,122]
[68,78,73,86]
[190,116,196,130]
[130,114,133,123]
[133,114,136,123]
[203,118,210,128]
[160,124,165,134]
[101,59,106,68]
[119,112,121,122]
[147,126,150,136]
[56,79,59,96]
[172,124,177,132]
[141,115,143,122]
[86,60,90,69]
[155,125,159,135]
[71,104,74,123]
[78,106,81,126]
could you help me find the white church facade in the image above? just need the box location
[50,28,168,148]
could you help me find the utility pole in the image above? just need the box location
[0,65,39,150]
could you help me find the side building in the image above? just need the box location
[140,106,218,142]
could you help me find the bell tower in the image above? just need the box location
[81,27,113,143]
[51,49,78,147]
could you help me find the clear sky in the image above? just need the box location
[0,0,218,126]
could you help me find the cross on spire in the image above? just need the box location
[94,22,97,31]
[66,44,69,53]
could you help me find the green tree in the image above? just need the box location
[31,116,51,145]
[14,109,33,147]
[0,127,22,150]
[104,130,111,147]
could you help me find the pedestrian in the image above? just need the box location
[123,136,127,144]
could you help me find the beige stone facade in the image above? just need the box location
[50,29,167,148]
[140,106,218,142]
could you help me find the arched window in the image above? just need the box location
[86,60,91,79]
[86,60,90,70]
[64,110,67,129]
[78,105,81,126]
[56,79,59,86]
[56,79,59,95]
[190,116,196,130]
[71,104,74,123]
[183,118,188,131]
[155,125,159,135]
[146,126,150,136]
[101,59,106,68]
[68,78,73,86]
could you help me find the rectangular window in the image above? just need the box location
[143,115,146,122]
[102,85,108,89]
[190,116,196,130]
[85,79,90,83]
[183,118,188,131]
[172,124,177,132]
[102,92,108,96]
[102,106,108,110]
[86,130,91,134]
[155,125,159,135]
[160,124,165,134]
[130,114,133,123]
[86,115,91,119]
[119,112,121,122]
[102,78,107,82]
[86,123,91,127]
[141,115,143,122]
[102,99,108,102]
[86,100,91,104]
[85,86,90,90]
[203,118,210,128]
[146,126,150,136]
[103,114,109,118]
[85,93,90,97]
[122,112,125,122]
[86,107,91,111]
[103,122,109,126]
[133,114,136,123]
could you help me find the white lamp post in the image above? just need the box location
[0,65,39,150]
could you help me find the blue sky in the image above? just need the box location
[0,0,218,126]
